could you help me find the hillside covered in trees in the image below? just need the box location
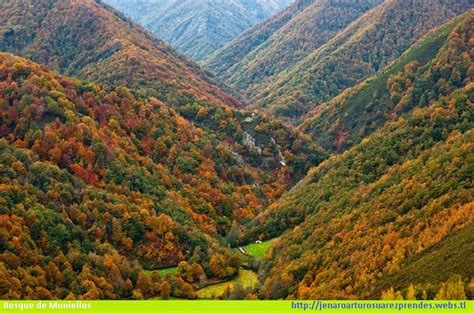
[0,51,325,299]
[205,0,382,98]
[0,0,327,300]
[300,10,473,152]
[0,0,241,108]
[244,12,474,299]
[207,0,473,125]
[0,0,326,168]
[0,0,325,189]
[103,0,293,61]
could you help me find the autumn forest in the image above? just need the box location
[0,0,473,301]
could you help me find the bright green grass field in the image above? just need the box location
[243,241,271,258]
[196,269,258,299]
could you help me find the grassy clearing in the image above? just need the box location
[242,241,271,258]
[196,269,258,299]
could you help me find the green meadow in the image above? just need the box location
[196,269,259,299]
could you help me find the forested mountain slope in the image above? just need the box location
[103,0,293,61]
[207,0,472,125]
[243,13,474,299]
[0,0,328,294]
[0,0,241,108]
[0,0,325,192]
[0,52,326,299]
[300,10,472,152]
[205,0,382,96]
[254,0,472,124]
[205,0,314,77]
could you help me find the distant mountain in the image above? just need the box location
[206,0,473,125]
[244,11,474,299]
[103,0,293,61]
